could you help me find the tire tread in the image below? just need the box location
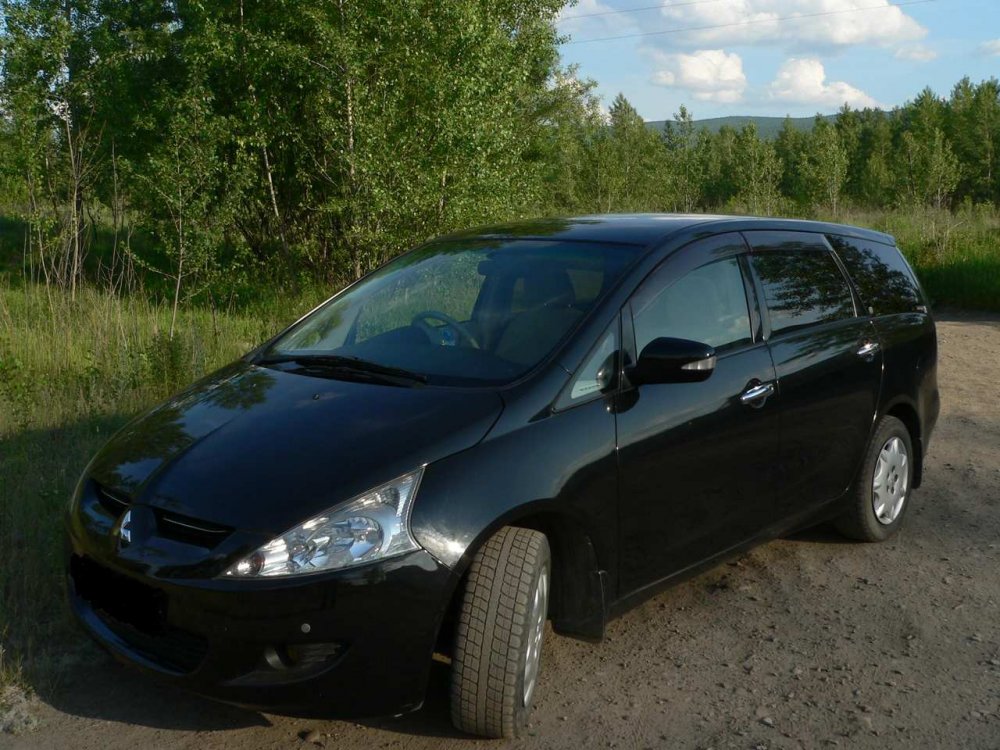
[450,526,549,738]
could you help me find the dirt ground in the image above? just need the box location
[4,313,999,750]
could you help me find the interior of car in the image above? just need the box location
[270,241,642,385]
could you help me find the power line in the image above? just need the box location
[562,0,728,21]
[562,0,939,45]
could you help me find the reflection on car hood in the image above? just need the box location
[88,362,504,534]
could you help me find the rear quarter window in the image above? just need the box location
[826,235,923,316]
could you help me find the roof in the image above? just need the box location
[442,213,895,248]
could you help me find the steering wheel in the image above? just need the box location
[412,310,479,349]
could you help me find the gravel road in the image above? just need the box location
[5,313,999,750]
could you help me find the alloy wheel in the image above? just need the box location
[522,567,549,706]
[873,436,909,525]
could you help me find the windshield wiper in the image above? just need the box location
[257,354,429,385]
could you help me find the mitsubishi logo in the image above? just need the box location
[112,505,155,553]
[118,508,132,547]
[116,509,133,547]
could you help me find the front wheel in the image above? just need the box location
[450,526,550,738]
[836,415,914,542]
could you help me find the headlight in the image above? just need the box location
[224,468,424,578]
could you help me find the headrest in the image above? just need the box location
[520,265,575,308]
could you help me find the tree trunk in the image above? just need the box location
[339,0,361,280]
[170,177,185,340]
[262,144,289,253]
[346,75,360,279]
[64,118,84,300]
[437,169,448,224]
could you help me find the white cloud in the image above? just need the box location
[894,45,937,62]
[650,49,748,103]
[558,0,918,116]
[557,0,639,41]
[655,0,926,51]
[981,39,1000,57]
[768,58,882,109]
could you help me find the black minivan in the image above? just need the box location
[67,215,939,738]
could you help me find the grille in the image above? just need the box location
[94,482,129,515]
[96,613,209,674]
[70,555,208,674]
[154,510,232,548]
[92,481,232,549]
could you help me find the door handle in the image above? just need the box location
[857,341,881,359]
[740,381,775,405]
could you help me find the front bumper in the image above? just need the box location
[67,539,457,717]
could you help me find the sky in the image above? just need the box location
[557,0,1000,122]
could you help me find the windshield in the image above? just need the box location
[263,239,643,386]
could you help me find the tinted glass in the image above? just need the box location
[751,250,855,335]
[268,240,642,386]
[561,321,618,406]
[633,257,752,353]
[827,235,922,315]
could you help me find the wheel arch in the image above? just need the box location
[882,398,923,488]
[437,506,610,648]
[505,510,609,641]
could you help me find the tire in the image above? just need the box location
[450,526,551,738]
[836,415,914,542]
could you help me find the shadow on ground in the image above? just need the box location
[38,657,271,732]
[36,646,465,737]
[784,522,856,545]
[0,416,264,733]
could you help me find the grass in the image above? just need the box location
[0,277,320,697]
[824,205,1000,311]
[0,204,998,709]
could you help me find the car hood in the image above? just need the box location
[88,362,504,534]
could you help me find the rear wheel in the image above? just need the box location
[450,526,550,738]
[836,415,914,542]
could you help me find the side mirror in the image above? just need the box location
[630,337,716,385]
[594,352,617,392]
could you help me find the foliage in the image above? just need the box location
[730,122,783,215]
[662,105,705,212]
[801,118,848,215]
[1,0,568,293]
[1,1,999,303]
[558,82,996,218]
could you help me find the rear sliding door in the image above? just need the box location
[745,231,883,521]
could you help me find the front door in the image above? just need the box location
[616,234,781,595]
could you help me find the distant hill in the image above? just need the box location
[646,114,838,140]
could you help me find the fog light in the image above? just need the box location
[263,645,292,670]
[262,643,343,671]
[286,642,343,667]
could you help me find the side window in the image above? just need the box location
[633,257,753,354]
[750,250,855,335]
[556,319,618,408]
[827,235,923,315]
